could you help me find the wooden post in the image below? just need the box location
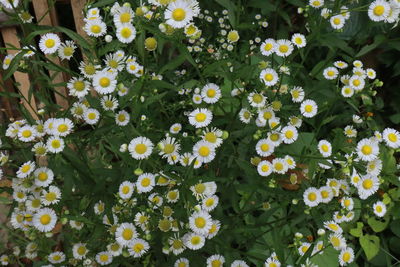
[70,0,87,38]
[1,27,38,120]
[32,0,69,110]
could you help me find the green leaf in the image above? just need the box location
[368,217,389,233]
[350,222,364,237]
[390,220,400,238]
[355,35,386,57]
[360,234,380,261]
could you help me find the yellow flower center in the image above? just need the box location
[328,223,339,231]
[191,236,201,245]
[207,89,216,97]
[264,73,274,82]
[141,177,151,187]
[308,192,317,201]
[21,164,31,173]
[261,164,269,172]
[195,113,206,122]
[342,252,351,262]
[264,43,273,51]
[99,254,108,262]
[388,133,397,142]
[270,133,279,141]
[135,144,147,154]
[51,140,61,148]
[45,192,57,202]
[99,77,110,88]
[195,217,206,228]
[91,25,101,34]
[260,144,269,152]
[195,183,206,194]
[122,228,134,240]
[285,130,294,139]
[45,39,55,48]
[164,144,175,154]
[84,65,96,75]
[121,185,130,194]
[253,94,263,103]
[362,179,373,189]
[63,47,74,56]
[118,114,126,122]
[88,113,96,120]
[361,145,372,155]
[58,124,68,133]
[376,205,383,212]
[333,18,341,25]
[279,45,289,53]
[305,104,313,113]
[22,130,32,138]
[274,162,284,171]
[121,27,132,38]
[77,246,86,255]
[172,8,186,21]
[120,13,131,23]
[321,144,329,152]
[373,5,385,16]
[211,260,222,267]
[327,70,335,77]
[40,214,51,225]
[198,146,210,157]
[74,81,85,91]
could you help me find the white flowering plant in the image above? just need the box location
[0,0,400,266]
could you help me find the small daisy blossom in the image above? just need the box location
[300,99,318,118]
[382,128,400,148]
[260,68,279,86]
[39,33,61,54]
[339,247,355,266]
[373,201,387,217]
[303,187,321,207]
[188,108,213,128]
[128,137,154,160]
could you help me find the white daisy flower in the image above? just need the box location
[115,110,130,126]
[260,38,276,56]
[330,15,345,29]
[165,0,194,29]
[324,220,343,234]
[57,40,76,60]
[329,233,346,250]
[83,108,100,125]
[118,181,134,199]
[101,95,119,111]
[46,136,65,153]
[128,137,154,160]
[39,33,61,54]
[356,138,379,161]
[382,127,400,148]
[368,0,390,21]
[281,125,298,144]
[170,123,182,134]
[52,118,74,137]
[18,125,37,142]
[239,108,252,123]
[2,54,14,70]
[175,258,190,267]
[206,255,225,267]
[318,140,332,157]
[373,201,387,217]
[17,161,35,178]
[291,33,307,48]
[202,195,219,212]
[323,67,339,80]
[188,108,213,128]
[275,39,293,57]
[272,158,288,174]
[349,75,365,91]
[339,247,354,266]
[300,99,318,118]
[136,173,155,193]
[357,174,379,199]
[41,185,61,206]
[309,0,324,8]
[201,83,221,104]
[33,208,57,232]
[95,251,113,265]
[257,160,273,177]
[72,243,88,260]
[115,222,137,246]
[189,210,212,235]
[334,61,348,69]
[48,251,65,264]
[67,77,90,98]
[92,70,117,94]
[113,6,134,25]
[184,232,205,250]
[341,86,354,97]
[260,68,279,86]
[231,260,249,267]
[291,86,305,103]
[248,92,267,107]
[319,186,334,203]
[192,140,216,164]
[367,159,382,176]
[84,19,107,37]
[128,238,149,258]
[116,23,137,43]
[255,139,275,157]
[303,187,321,207]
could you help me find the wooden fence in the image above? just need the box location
[0,0,87,121]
